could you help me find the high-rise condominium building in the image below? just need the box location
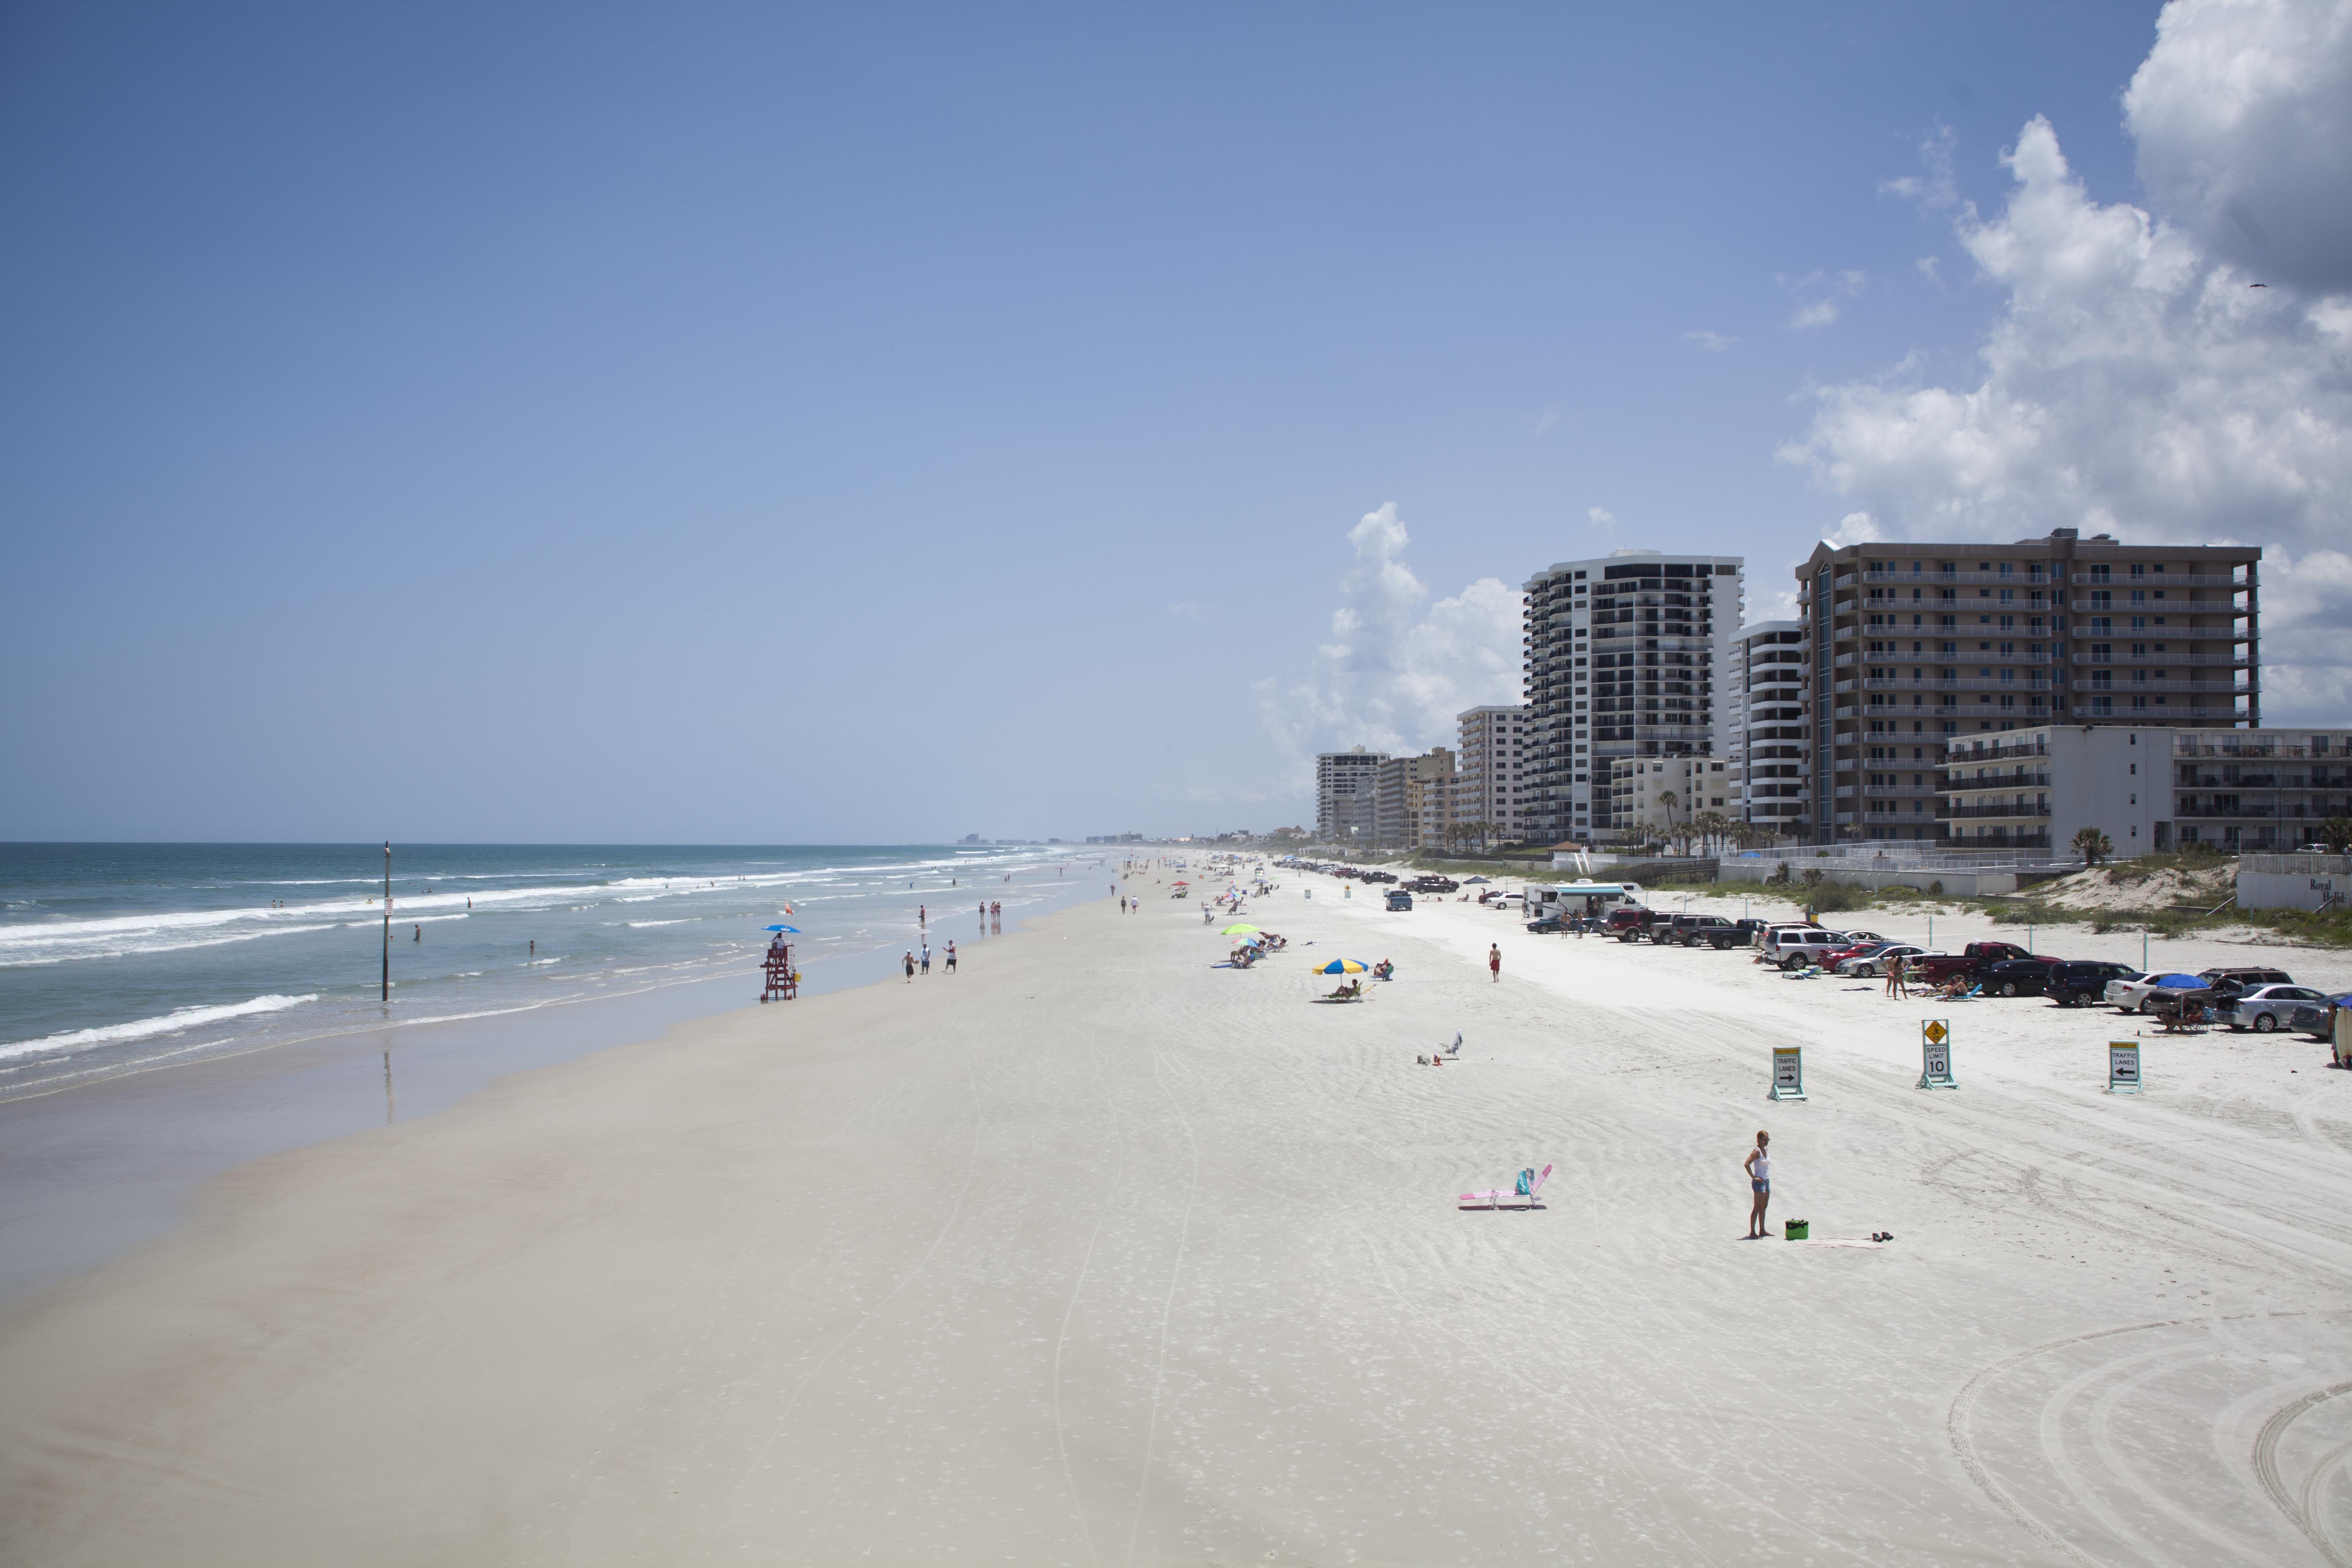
[1522,551,1745,844]
[1732,621,1807,833]
[1372,749,1455,851]
[1455,705,1534,845]
[1797,528,2259,845]
[1315,747,1389,846]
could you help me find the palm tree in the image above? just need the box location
[2320,815,2352,854]
[2070,825,2114,869]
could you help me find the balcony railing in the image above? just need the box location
[1863,568,2051,586]
[2068,623,2247,640]
[1864,676,2053,693]
[2071,679,2253,695]
[1945,771,2052,790]
[2070,706,2241,720]
[2072,651,2249,666]
[1940,802,2052,819]
[2070,573,2247,588]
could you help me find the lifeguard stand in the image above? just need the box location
[760,939,798,1002]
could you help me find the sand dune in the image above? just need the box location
[4,876,2350,1564]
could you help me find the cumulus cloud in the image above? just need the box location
[1588,506,1617,528]
[1683,330,1738,351]
[1261,504,1524,766]
[1781,0,2352,720]
[2126,0,2352,294]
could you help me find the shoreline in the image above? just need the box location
[6,865,2352,1562]
[0,874,1104,1307]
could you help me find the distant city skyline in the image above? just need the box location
[4,1,2344,841]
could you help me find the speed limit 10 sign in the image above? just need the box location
[1918,1019,1957,1090]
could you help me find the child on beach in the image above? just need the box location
[1488,945,1501,983]
[944,941,956,973]
[920,944,931,974]
[1743,1131,1772,1238]
[904,952,915,983]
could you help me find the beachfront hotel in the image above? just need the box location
[1795,529,2261,846]
[1315,747,1389,846]
[1521,551,1746,845]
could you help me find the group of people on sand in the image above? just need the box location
[903,940,958,981]
[1879,955,1972,1001]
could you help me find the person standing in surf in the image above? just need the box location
[1743,1131,1772,1239]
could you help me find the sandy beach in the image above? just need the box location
[5,870,2352,1565]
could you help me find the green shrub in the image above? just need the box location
[1928,879,1944,896]
[1807,882,1875,914]
[1800,867,1825,888]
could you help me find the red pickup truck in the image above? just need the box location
[1911,942,2056,985]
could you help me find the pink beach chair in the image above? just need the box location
[1457,1163,1551,1210]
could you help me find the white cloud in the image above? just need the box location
[1783,268,1867,330]
[1880,124,1960,211]
[1588,506,1617,528]
[1261,504,1524,767]
[2126,0,2352,294]
[1780,4,2352,722]
[1683,330,1738,352]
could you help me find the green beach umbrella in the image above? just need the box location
[1221,923,1261,936]
[1313,958,1369,975]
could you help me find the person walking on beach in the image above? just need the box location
[1120,895,1128,915]
[904,951,916,983]
[1886,953,1908,999]
[1744,1131,1773,1239]
[1488,944,1501,983]
[920,904,926,928]
[944,941,957,973]
[920,943,931,975]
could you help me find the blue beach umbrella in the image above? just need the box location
[1313,958,1369,975]
[2151,973,2205,988]
[766,924,800,934]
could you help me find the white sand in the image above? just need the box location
[4,873,2352,1565]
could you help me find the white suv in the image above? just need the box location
[1758,928,1848,970]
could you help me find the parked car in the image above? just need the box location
[1524,913,1564,934]
[1912,943,2052,987]
[1660,914,1741,948]
[1361,870,1399,885]
[2199,965,2295,998]
[1837,943,1939,978]
[1411,875,1460,894]
[1384,890,1413,912]
[2105,972,2214,1014]
[2046,961,2141,1008]
[1758,927,1851,970]
[1604,907,1661,941]
[2214,984,2330,1033]
[1978,957,2071,997]
[2288,994,2351,1037]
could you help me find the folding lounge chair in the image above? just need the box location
[1458,1163,1551,1210]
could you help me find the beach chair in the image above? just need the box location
[1458,1164,1551,1210]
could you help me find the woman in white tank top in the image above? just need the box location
[1744,1131,1773,1239]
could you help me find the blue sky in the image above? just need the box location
[10,1,2340,841]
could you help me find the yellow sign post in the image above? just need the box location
[1919,1019,1957,1090]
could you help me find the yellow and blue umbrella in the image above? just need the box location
[1313,958,1368,975]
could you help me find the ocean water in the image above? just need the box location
[0,842,1094,1102]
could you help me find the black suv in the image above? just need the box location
[2046,961,2141,1008]
[1660,914,1740,949]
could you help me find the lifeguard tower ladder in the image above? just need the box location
[760,940,798,1002]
